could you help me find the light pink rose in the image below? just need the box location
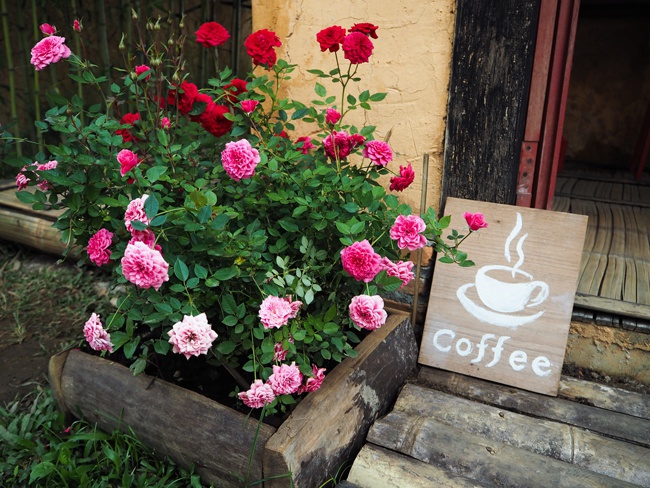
[240,99,259,113]
[390,214,427,251]
[464,212,488,231]
[297,364,326,394]
[83,313,113,352]
[267,362,303,395]
[40,23,56,35]
[36,160,58,190]
[349,295,387,330]
[117,149,139,176]
[362,140,393,167]
[220,139,260,181]
[381,257,414,289]
[238,379,275,408]
[15,165,32,190]
[87,228,113,266]
[31,35,71,71]
[121,241,169,290]
[124,195,149,233]
[134,64,151,81]
[167,313,218,359]
[259,295,302,329]
[340,239,382,283]
[325,108,341,125]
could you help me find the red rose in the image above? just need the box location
[201,104,233,137]
[389,163,415,192]
[244,29,282,68]
[316,25,346,53]
[195,21,230,48]
[223,78,248,104]
[349,23,379,39]
[189,93,216,124]
[117,112,140,142]
[167,81,199,115]
[342,32,374,64]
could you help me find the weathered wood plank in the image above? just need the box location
[417,367,650,447]
[559,376,650,420]
[573,293,650,321]
[380,383,650,486]
[367,411,636,488]
[0,206,66,255]
[264,315,418,488]
[347,444,489,488]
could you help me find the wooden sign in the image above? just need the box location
[419,198,588,395]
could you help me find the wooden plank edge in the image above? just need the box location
[574,293,650,321]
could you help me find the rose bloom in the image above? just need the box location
[223,78,248,103]
[221,139,260,181]
[134,64,151,81]
[297,365,327,394]
[116,112,140,142]
[15,166,31,190]
[240,99,259,113]
[201,104,233,137]
[244,29,281,67]
[349,294,387,331]
[340,239,382,283]
[168,313,218,359]
[390,214,428,251]
[464,212,488,231]
[161,116,171,129]
[117,149,139,176]
[362,140,393,167]
[323,131,364,160]
[195,21,230,48]
[325,108,341,125]
[342,31,374,64]
[349,23,379,39]
[73,19,81,32]
[83,313,113,352]
[238,379,275,409]
[316,25,346,52]
[129,229,159,250]
[124,195,149,233]
[381,257,414,289]
[295,136,314,154]
[87,228,113,266]
[189,93,216,125]
[35,160,57,190]
[267,362,303,395]
[121,241,169,290]
[273,342,289,362]
[31,35,71,71]
[259,295,302,329]
[389,163,415,192]
[167,81,199,115]
[40,23,56,35]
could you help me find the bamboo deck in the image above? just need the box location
[552,164,650,322]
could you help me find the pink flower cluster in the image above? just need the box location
[121,241,169,290]
[31,35,70,70]
[87,228,113,266]
[15,160,58,191]
[323,131,365,160]
[220,139,261,181]
[168,313,218,359]
[259,295,302,329]
[83,313,113,352]
[390,214,427,251]
[381,257,415,289]
[124,195,149,233]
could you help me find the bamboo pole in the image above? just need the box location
[1,0,22,157]
[411,153,429,329]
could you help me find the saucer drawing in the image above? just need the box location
[456,283,545,329]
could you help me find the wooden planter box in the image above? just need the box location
[48,314,416,487]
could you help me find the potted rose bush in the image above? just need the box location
[9,17,483,416]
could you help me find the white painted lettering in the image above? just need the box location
[433,329,454,352]
[486,335,510,367]
[508,350,527,371]
[532,356,551,376]
[456,338,473,356]
[471,333,496,364]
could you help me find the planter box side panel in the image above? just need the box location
[263,315,417,488]
[55,350,276,488]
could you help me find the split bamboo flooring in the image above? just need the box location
[552,164,650,322]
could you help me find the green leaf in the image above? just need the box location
[14,191,37,204]
[217,340,236,355]
[149,214,167,226]
[156,129,169,147]
[154,340,171,354]
[174,258,189,282]
[343,202,360,213]
[154,302,173,314]
[369,92,387,102]
[314,82,327,97]
[438,256,454,264]
[29,462,55,483]
[211,213,230,229]
[146,166,167,183]
[213,267,238,281]
[279,218,299,233]
[359,90,370,102]
[222,315,238,326]
[144,193,159,219]
[323,322,338,334]
[197,205,212,223]
[194,264,208,279]
[130,220,148,231]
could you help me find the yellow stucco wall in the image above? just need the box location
[251,0,456,216]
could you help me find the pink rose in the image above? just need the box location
[381,257,414,289]
[390,214,427,251]
[220,139,260,181]
[238,379,275,409]
[341,31,374,64]
[124,195,149,233]
[195,21,230,48]
[121,241,169,290]
[325,108,341,125]
[134,64,151,81]
[129,229,159,250]
[349,295,387,330]
[117,149,139,176]
[464,212,488,231]
[389,163,415,192]
[83,313,113,352]
[36,160,57,190]
[240,99,259,113]
[73,19,82,32]
[273,342,289,362]
[295,136,314,154]
[267,362,303,395]
[362,140,393,167]
[297,365,326,394]
[340,239,382,283]
[259,295,302,329]
[323,131,364,160]
[168,313,218,359]
[161,117,171,129]
[87,228,113,266]
[15,166,31,190]
[30,35,71,71]
[40,23,56,35]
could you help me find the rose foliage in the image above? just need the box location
[7,19,481,412]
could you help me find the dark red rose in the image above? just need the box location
[201,104,233,137]
[195,22,230,48]
[389,163,415,192]
[223,78,248,104]
[189,93,216,124]
[349,23,379,39]
[244,29,282,68]
[342,32,374,64]
[117,112,140,142]
[316,25,346,53]
[349,133,366,148]
[167,81,199,115]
